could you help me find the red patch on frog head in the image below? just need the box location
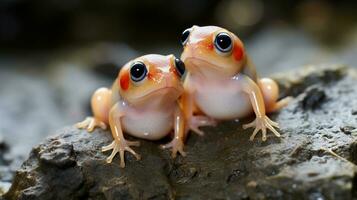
[233,42,244,61]
[206,42,214,51]
[119,70,130,90]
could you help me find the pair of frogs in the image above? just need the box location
[77,26,291,168]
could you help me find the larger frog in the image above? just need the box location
[180,25,291,141]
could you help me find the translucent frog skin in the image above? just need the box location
[77,54,187,167]
[180,25,292,141]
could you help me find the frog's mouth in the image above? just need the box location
[129,86,183,106]
[182,57,230,78]
[143,86,183,98]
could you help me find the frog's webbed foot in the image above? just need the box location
[189,115,217,136]
[102,139,141,168]
[76,117,107,132]
[242,116,280,141]
[161,138,186,158]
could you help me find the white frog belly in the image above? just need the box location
[121,111,173,140]
[195,82,253,120]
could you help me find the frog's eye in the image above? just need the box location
[174,58,185,77]
[130,61,147,82]
[180,28,191,46]
[214,32,233,56]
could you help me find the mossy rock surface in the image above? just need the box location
[4,65,357,200]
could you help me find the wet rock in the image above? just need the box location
[38,139,76,169]
[4,65,357,200]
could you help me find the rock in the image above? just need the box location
[0,63,109,195]
[4,65,357,200]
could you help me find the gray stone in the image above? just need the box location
[4,65,357,200]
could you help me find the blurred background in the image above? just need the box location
[0,0,357,193]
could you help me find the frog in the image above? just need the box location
[180,25,292,141]
[76,54,187,167]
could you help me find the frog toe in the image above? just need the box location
[245,116,281,141]
[189,115,217,136]
[76,117,107,133]
[102,140,140,168]
[161,138,186,158]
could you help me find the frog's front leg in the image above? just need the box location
[101,103,140,168]
[235,74,281,141]
[182,89,204,136]
[161,105,186,158]
[76,88,111,132]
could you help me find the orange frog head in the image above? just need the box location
[117,54,185,106]
[180,25,246,78]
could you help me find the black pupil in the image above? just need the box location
[181,29,190,45]
[175,58,185,76]
[130,62,147,81]
[215,33,232,51]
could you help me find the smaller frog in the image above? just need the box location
[77,54,187,167]
[180,25,292,141]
